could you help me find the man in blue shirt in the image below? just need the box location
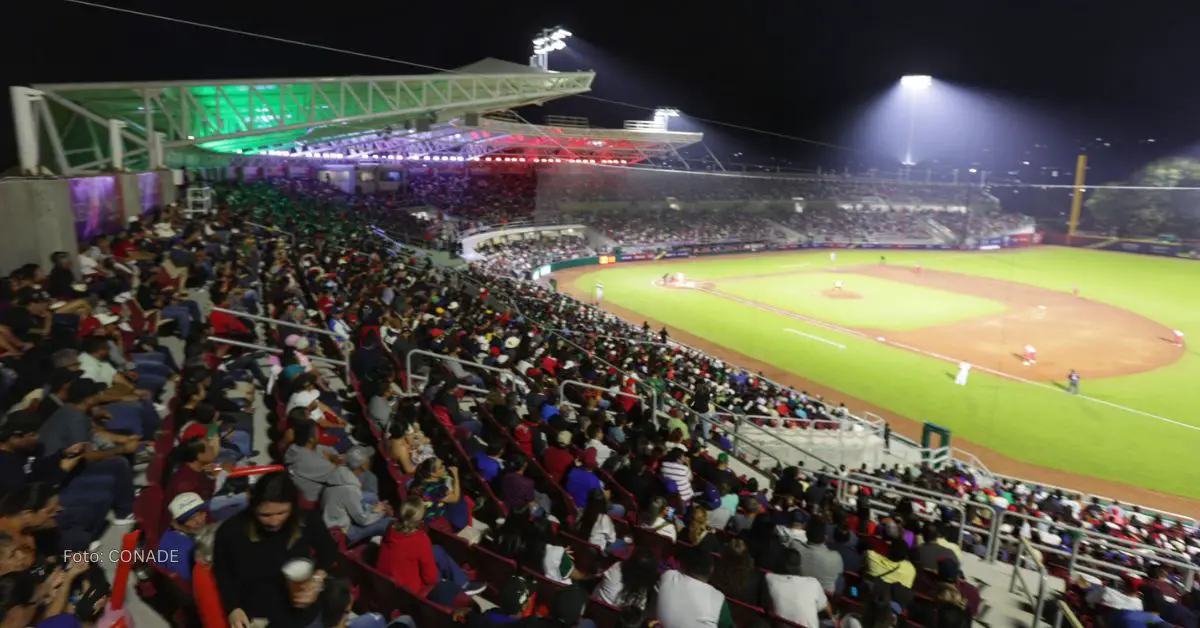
[158,492,209,581]
[472,440,505,483]
[563,448,605,511]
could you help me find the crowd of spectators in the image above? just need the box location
[576,209,786,246]
[474,235,596,277]
[0,174,1176,628]
[776,208,941,243]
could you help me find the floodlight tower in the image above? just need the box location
[652,107,680,130]
[530,26,572,71]
[900,75,932,167]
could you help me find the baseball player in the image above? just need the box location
[1173,330,1185,348]
[830,251,837,263]
[594,281,604,304]
[833,280,844,292]
[1067,369,1080,394]
[954,361,971,386]
[914,264,923,275]
[1072,285,1080,297]
[1023,344,1037,365]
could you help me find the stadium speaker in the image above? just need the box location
[464,112,479,127]
[415,118,432,133]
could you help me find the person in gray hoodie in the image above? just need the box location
[285,420,340,503]
[322,460,394,544]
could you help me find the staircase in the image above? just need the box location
[925,216,960,244]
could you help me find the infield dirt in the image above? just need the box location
[553,255,1199,516]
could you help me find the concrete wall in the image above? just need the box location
[0,179,78,273]
[116,173,141,222]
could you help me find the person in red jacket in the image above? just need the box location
[542,430,576,483]
[376,496,485,607]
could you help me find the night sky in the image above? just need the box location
[4,0,1200,180]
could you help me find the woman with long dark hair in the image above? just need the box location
[709,538,766,606]
[575,489,625,555]
[594,547,657,610]
[212,472,339,628]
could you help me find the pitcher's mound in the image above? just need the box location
[822,289,862,300]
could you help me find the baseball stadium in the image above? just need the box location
[4,8,1200,628]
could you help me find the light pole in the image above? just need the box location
[530,26,572,71]
[899,75,932,167]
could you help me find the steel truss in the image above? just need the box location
[14,70,595,175]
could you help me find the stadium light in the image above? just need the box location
[900,75,933,90]
[531,26,572,70]
[899,75,932,166]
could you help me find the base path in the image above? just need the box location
[552,258,1200,517]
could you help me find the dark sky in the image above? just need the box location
[4,0,1200,178]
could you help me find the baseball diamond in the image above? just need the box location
[556,246,1200,512]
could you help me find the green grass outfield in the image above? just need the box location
[573,247,1200,498]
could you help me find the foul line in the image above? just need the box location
[784,328,846,349]
[696,287,1200,433]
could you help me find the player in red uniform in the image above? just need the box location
[1023,344,1037,365]
[1173,330,1185,348]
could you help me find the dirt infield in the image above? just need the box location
[707,264,1182,382]
[822,288,862,300]
[551,255,1200,516]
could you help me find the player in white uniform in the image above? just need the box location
[594,281,604,304]
[830,251,837,263]
[833,280,843,291]
[954,361,971,385]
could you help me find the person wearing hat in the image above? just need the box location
[697,485,732,531]
[542,430,575,484]
[159,492,210,581]
[322,446,393,544]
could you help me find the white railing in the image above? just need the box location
[403,349,511,397]
[1009,538,1050,627]
[210,307,350,382]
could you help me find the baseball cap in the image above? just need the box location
[717,453,729,464]
[0,410,42,440]
[497,577,534,615]
[167,492,208,522]
[178,421,219,443]
[345,446,373,470]
[699,486,721,511]
[556,431,573,446]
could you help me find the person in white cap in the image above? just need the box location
[1173,329,1185,348]
[954,361,971,386]
[159,492,209,581]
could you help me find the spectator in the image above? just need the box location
[376,495,485,607]
[684,507,721,554]
[865,538,917,607]
[212,472,338,628]
[765,549,831,628]
[520,517,590,585]
[321,449,393,545]
[797,518,844,596]
[656,548,735,628]
[595,548,657,610]
[410,458,471,532]
[158,492,209,582]
[638,497,678,541]
[916,522,959,571]
[577,489,625,555]
[709,539,767,606]
[659,448,693,503]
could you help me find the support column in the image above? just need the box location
[108,120,127,171]
[9,87,43,175]
[151,132,166,169]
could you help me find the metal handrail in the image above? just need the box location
[206,336,348,369]
[1055,600,1084,628]
[403,349,511,397]
[837,472,987,546]
[211,307,350,381]
[985,470,1197,529]
[985,509,1198,589]
[1009,538,1049,627]
[557,379,655,413]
